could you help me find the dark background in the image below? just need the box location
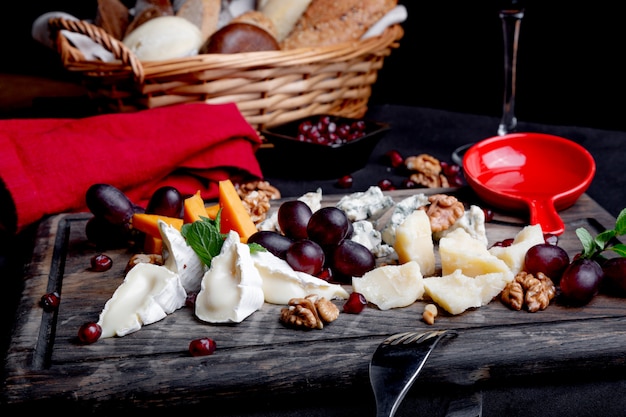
[2,1,625,131]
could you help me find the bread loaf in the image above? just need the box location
[281,0,397,49]
[94,0,130,40]
[122,16,203,60]
[176,0,221,43]
[231,10,278,40]
[259,0,312,42]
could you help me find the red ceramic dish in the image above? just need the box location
[463,133,596,235]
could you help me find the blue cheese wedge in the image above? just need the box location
[97,262,187,338]
[380,193,430,245]
[350,220,395,259]
[335,186,395,222]
[251,250,349,305]
[158,220,206,294]
[195,231,264,323]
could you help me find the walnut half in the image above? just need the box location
[501,271,556,312]
[279,295,340,330]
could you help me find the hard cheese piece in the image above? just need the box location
[218,179,258,242]
[159,220,206,294]
[439,228,513,281]
[393,209,436,276]
[183,190,208,224]
[488,224,545,275]
[423,269,510,315]
[195,231,264,323]
[97,262,186,338]
[132,213,184,238]
[252,250,349,305]
[352,261,424,310]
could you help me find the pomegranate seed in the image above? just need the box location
[40,291,60,311]
[316,267,334,282]
[90,254,113,272]
[401,179,419,189]
[336,175,354,189]
[383,150,404,168]
[482,208,494,222]
[378,179,395,191]
[189,337,217,357]
[343,292,367,314]
[441,161,461,177]
[78,322,102,344]
[490,238,515,248]
[544,234,559,245]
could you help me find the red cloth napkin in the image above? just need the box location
[0,102,263,233]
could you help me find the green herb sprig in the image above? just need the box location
[575,208,626,260]
[180,209,266,267]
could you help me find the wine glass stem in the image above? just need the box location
[498,8,524,136]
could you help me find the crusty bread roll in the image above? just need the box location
[176,0,221,43]
[200,22,279,54]
[231,10,278,40]
[94,0,130,40]
[124,5,173,38]
[281,0,397,49]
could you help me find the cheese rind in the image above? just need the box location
[159,220,206,293]
[97,262,186,338]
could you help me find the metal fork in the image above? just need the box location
[369,330,454,417]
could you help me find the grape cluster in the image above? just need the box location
[248,201,375,283]
[295,116,367,146]
[85,183,184,249]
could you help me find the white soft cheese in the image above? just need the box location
[195,231,265,323]
[251,250,349,305]
[97,262,186,338]
[158,220,206,294]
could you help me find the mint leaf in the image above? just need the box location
[574,208,626,260]
[575,227,599,259]
[181,214,226,267]
[614,208,626,236]
[247,242,266,254]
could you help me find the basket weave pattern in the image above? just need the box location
[50,18,404,129]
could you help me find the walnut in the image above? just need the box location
[501,271,556,312]
[235,180,281,224]
[405,154,442,176]
[125,253,163,273]
[422,303,438,325]
[279,295,339,330]
[420,194,465,232]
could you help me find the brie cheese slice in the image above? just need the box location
[97,262,186,338]
[195,231,265,323]
[252,250,349,305]
[159,220,206,294]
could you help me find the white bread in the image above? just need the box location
[122,15,203,61]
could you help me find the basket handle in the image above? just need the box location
[48,17,145,84]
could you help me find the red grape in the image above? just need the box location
[285,239,325,275]
[146,186,183,218]
[331,239,376,279]
[307,207,350,247]
[602,257,626,294]
[524,243,570,284]
[559,258,604,305]
[278,200,312,240]
[247,231,293,259]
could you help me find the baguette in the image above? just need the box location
[281,0,397,49]
[176,0,221,43]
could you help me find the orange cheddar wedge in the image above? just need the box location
[183,190,208,224]
[206,203,220,219]
[131,213,184,238]
[218,179,258,242]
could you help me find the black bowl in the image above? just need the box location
[257,115,390,180]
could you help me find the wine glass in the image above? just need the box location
[452,0,526,165]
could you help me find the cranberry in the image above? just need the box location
[343,292,367,314]
[378,179,395,191]
[336,175,354,189]
[383,150,404,168]
[90,254,113,272]
[78,322,102,344]
[40,291,60,311]
[189,337,217,356]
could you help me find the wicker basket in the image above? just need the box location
[48,17,403,130]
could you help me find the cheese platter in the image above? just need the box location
[2,187,626,415]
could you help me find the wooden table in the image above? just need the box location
[2,188,625,416]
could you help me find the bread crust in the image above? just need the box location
[176,0,221,43]
[280,0,397,49]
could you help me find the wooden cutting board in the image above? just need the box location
[2,188,625,414]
